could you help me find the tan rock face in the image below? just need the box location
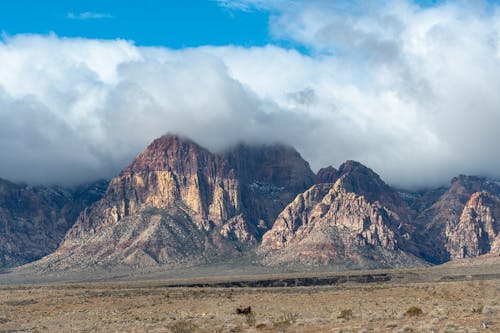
[42,134,316,269]
[259,161,422,268]
[445,191,500,258]
[12,133,500,271]
[0,179,107,268]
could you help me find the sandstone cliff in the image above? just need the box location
[413,176,500,263]
[38,134,315,269]
[259,161,423,268]
[10,133,500,272]
[445,191,500,258]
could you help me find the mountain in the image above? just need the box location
[35,134,316,269]
[259,161,424,268]
[0,178,107,268]
[445,191,500,258]
[7,133,500,273]
[412,176,500,263]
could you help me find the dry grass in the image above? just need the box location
[0,276,499,332]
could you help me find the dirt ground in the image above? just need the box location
[0,275,499,333]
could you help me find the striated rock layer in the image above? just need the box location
[259,161,424,268]
[37,134,316,269]
[0,178,107,268]
[13,134,500,272]
[445,191,500,258]
[413,176,500,263]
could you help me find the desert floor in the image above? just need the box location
[1,261,499,333]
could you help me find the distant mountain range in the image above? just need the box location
[1,134,499,271]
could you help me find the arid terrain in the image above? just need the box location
[1,258,499,333]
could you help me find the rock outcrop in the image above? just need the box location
[8,133,500,272]
[38,134,316,269]
[445,191,500,258]
[413,176,500,263]
[0,178,107,268]
[259,161,423,268]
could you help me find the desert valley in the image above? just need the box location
[1,134,500,332]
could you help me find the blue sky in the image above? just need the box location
[0,0,448,48]
[1,0,500,187]
[0,1,270,47]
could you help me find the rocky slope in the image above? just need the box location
[7,133,500,272]
[36,134,316,269]
[0,179,107,268]
[413,176,500,263]
[445,191,500,258]
[259,161,424,268]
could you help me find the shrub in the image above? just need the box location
[236,306,252,315]
[337,309,353,320]
[405,306,423,317]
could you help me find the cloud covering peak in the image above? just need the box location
[1,0,500,188]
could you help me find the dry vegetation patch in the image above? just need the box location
[0,275,498,332]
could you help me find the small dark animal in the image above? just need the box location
[236,306,252,315]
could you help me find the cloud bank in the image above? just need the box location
[1,0,500,188]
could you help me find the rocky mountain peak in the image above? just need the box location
[445,191,500,259]
[316,166,339,183]
[123,134,219,175]
[36,135,316,269]
[332,161,410,219]
[224,143,315,191]
[466,191,497,208]
[259,160,420,267]
[336,160,385,189]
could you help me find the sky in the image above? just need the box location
[1,0,500,188]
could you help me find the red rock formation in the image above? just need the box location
[40,134,316,269]
[445,192,500,258]
[413,176,500,263]
[259,161,422,268]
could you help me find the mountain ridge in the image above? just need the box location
[3,134,500,271]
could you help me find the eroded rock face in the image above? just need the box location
[259,161,422,268]
[13,132,500,271]
[0,179,107,268]
[413,176,500,263]
[40,134,315,269]
[445,192,500,258]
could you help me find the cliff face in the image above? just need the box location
[7,132,500,271]
[259,161,423,268]
[413,176,500,263]
[0,179,107,268]
[40,134,316,269]
[445,191,500,258]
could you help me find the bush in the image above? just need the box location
[337,309,353,320]
[405,306,423,317]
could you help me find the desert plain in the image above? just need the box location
[0,258,499,333]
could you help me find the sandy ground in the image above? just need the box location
[0,276,499,333]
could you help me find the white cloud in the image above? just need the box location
[1,0,500,188]
[67,12,113,20]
